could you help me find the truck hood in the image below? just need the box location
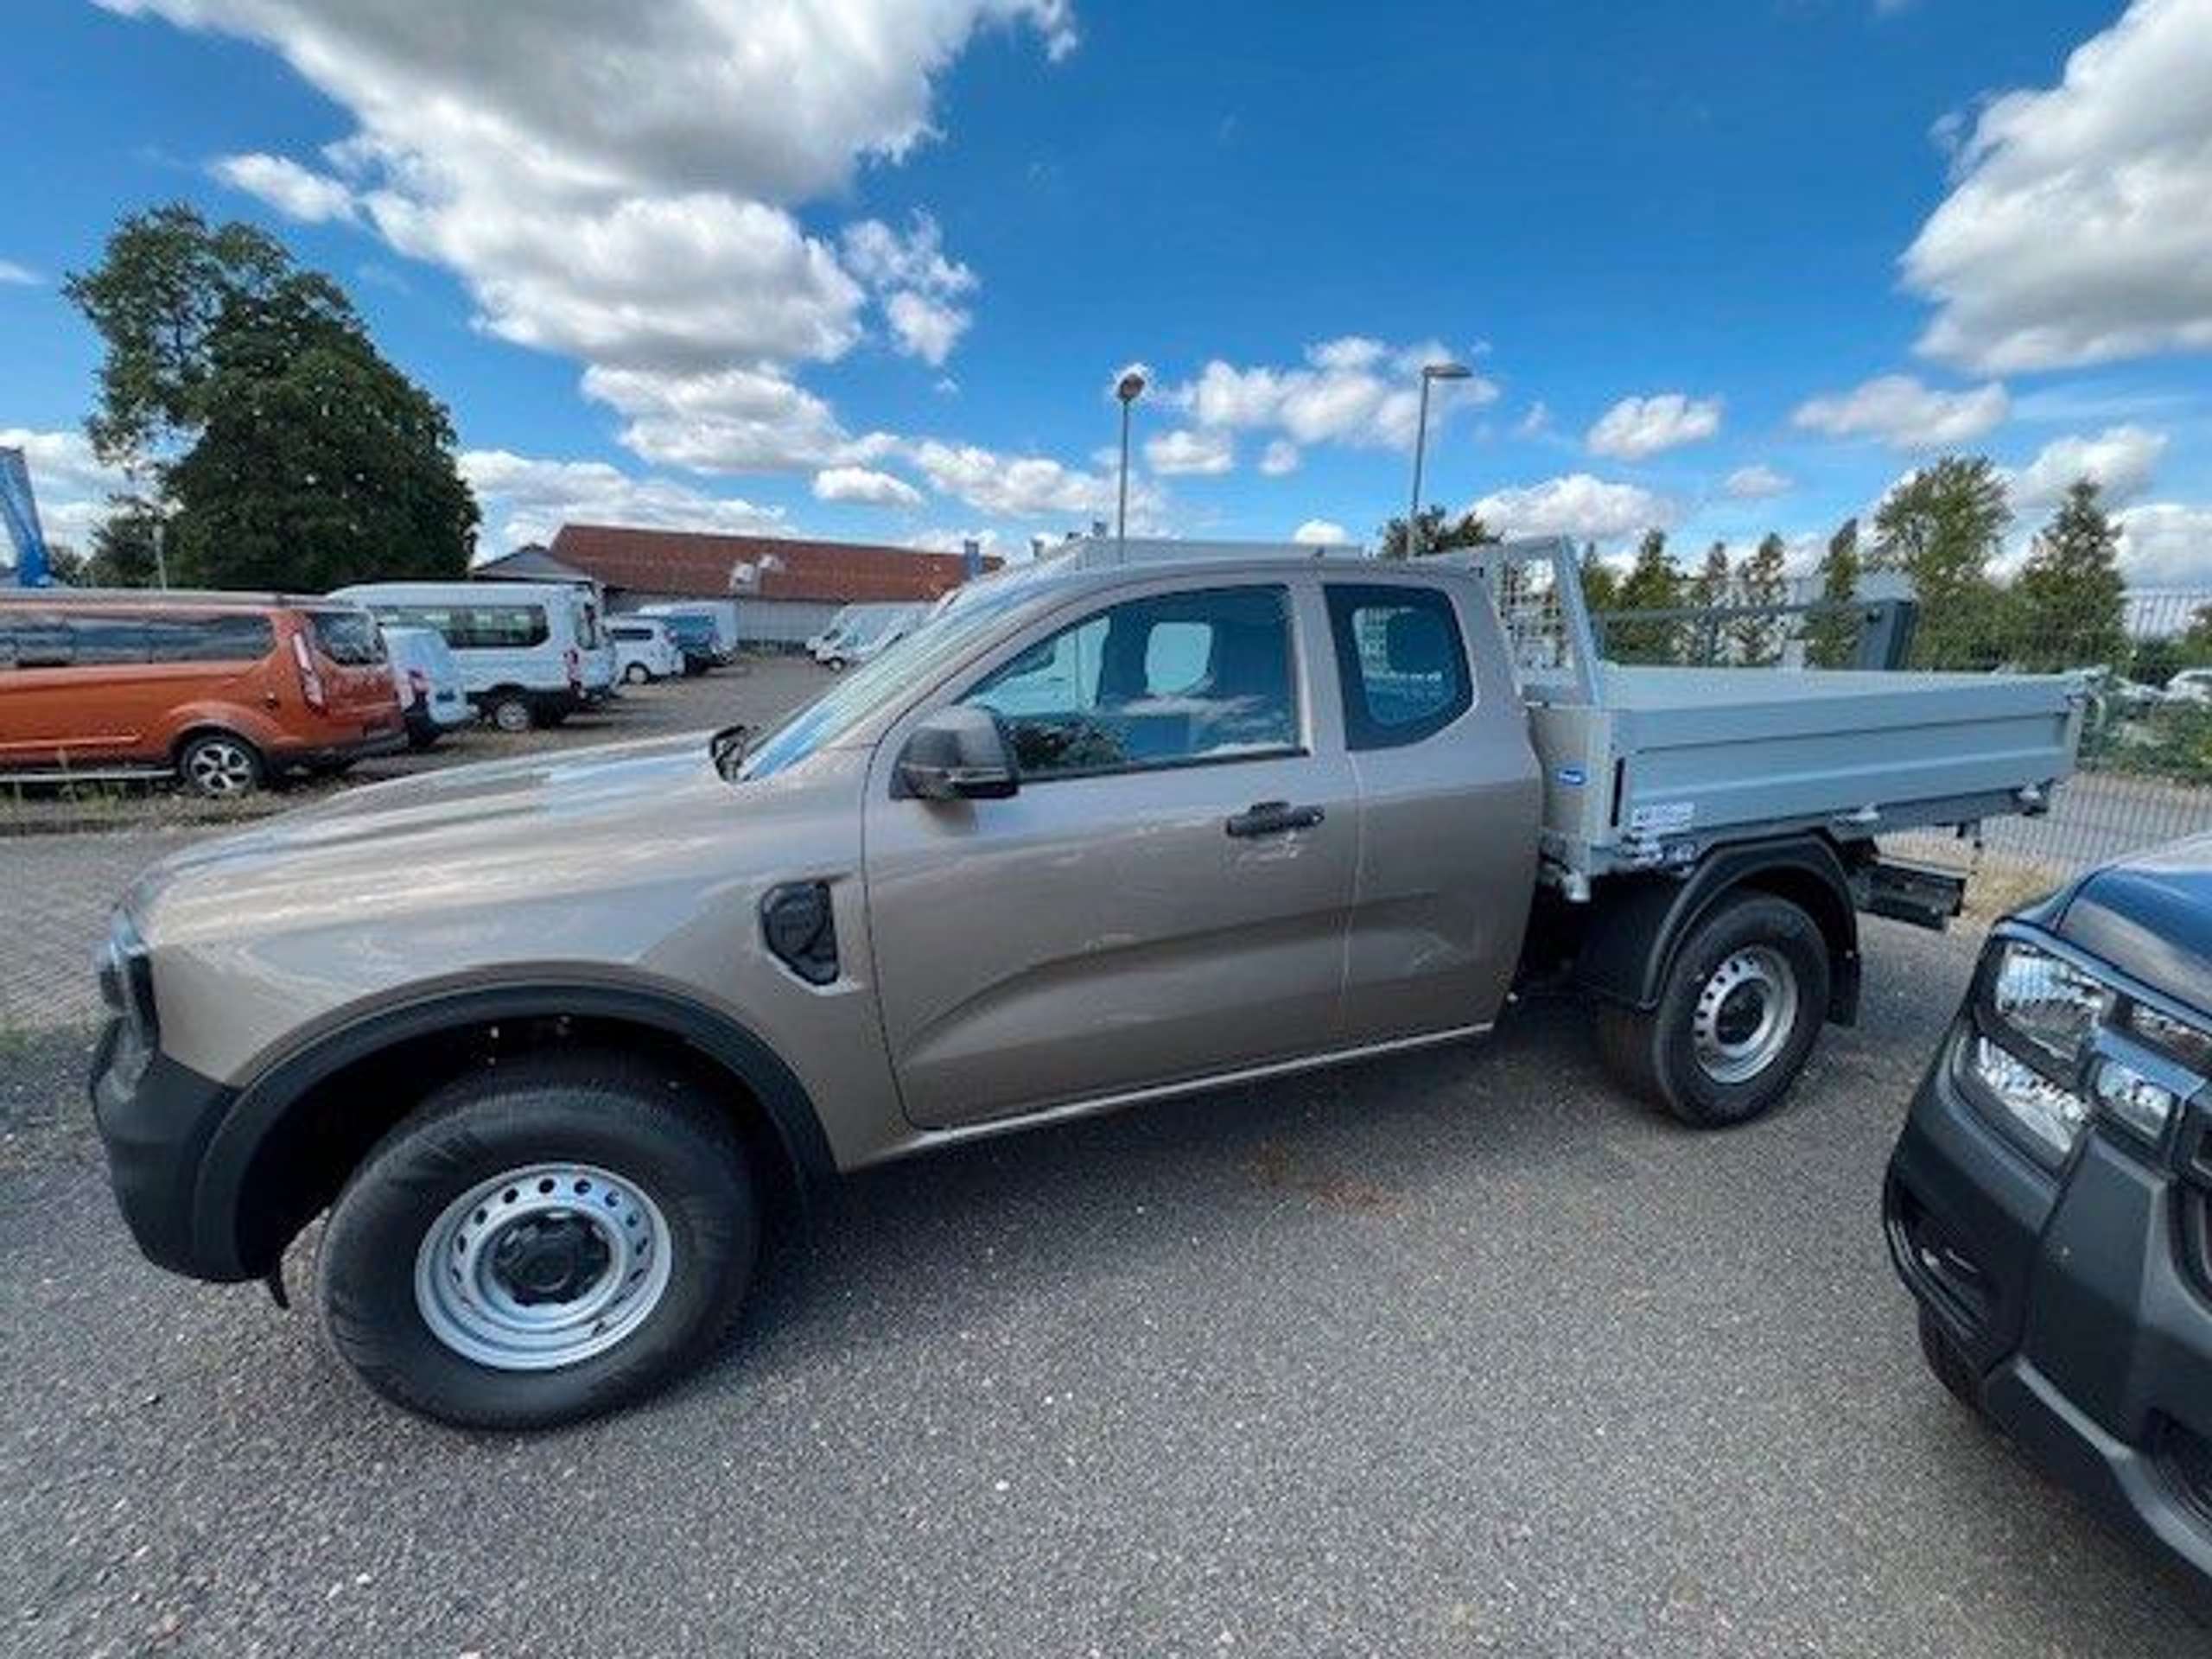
[2053,831,2212,1014]
[128,731,730,919]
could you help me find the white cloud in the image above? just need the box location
[1470,473,1676,541]
[844,213,977,365]
[1145,427,1233,476]
[1724,463,1792,499]
[906,438,1135,518]
[0,260,41,286]
[1513,401,1551,439]
[1792,373,2010,449]
[906,527,1000,556]
[460,448,787,549]
[1904,0,2212,372]
[2114,503,2212,586]
[211,151,359,224]
[582,364,892,474]
[1293,518,1351,545]
[1258,439,1300,476]
[2006,424,2168,512]
[1586,392,1722,460]
[129,0,1074,471]
[811,465,924,508]
[1171,337,1498,453]
[883,290,969,365]
[0,428,131,547]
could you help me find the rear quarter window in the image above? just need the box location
[1324,583,1473,750]
[307,609,387,664]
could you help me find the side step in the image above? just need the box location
[1857,855,1967,932]
[0,765,176,786]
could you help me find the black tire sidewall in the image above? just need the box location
[319,1076,755,1430]
[1653,893,1830,1127]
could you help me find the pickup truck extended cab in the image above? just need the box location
[91,539,2083,1427]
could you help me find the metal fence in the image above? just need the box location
[1594,588,2212,880]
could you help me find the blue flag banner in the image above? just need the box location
[0,446,52,587]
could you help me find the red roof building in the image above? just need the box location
[544,524,992,607]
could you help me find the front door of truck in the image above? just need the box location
[863,578,1358,1130]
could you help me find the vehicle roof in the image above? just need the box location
[334,580,581,602]
[974,544,1482,608]
[0,585,364,612]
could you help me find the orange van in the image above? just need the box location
[0,589,405,797]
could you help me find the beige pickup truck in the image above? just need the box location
[92,540,2081,1427]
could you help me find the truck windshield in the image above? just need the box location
[738,576,1046,780]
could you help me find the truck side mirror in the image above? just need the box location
[894,706,1020,801]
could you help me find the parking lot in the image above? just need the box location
[3,754,2209,1654]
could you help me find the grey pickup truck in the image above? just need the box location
[91,538,2083,1427]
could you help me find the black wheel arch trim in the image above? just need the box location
[191,976,837,1277]
[1573,834,1861,1025]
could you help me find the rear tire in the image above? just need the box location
[486,692,534,734]
[317,1051,757,1430]
[175,731,264,798]
[624,663,651,684]
[1595,891,1830,1128]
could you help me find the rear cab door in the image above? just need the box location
[1322,573,1543,1046]
[861,570,1361,1129]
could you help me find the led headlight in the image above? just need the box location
[2091,1056,2181,1145]
[1964,1033,2090,1161]
[1987,940,2111,1067]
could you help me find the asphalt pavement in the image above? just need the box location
[4,919,2209,1656]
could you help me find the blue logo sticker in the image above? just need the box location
[1557,766,1586,786]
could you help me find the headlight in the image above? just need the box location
[94,911,158,1051]
[1962,1033,2090,1162]
[1986,940,2111,1068]
[1966,935,2207,1164]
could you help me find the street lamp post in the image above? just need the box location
[1115,367,1146,559]
[1407,360,1472,557]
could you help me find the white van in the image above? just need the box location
[378,624,473,748]
[334,581,589,731]
[821,602,926,670]
[573,588,617,702]
[638,601,739,664]
[805,605,863,658]
[607,617,683,683]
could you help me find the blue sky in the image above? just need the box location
[4,0,2209,582]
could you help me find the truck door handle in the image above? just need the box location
[1225,801,1325,838]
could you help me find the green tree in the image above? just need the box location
[1607,527,1684,664]
[1578,541,1619,612]
[2014,478,2127,672]
[1376,505,1497,559]
[1803,517,1862,669]
[1684,540,1732,664]
[1873,455,2011,668]
[85,499,166,587]
[67,201,477,589]
[1731,531,1789,665]
[63,202,292,476]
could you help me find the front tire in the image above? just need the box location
[623,663,651,684]
[317,1052,757,1430]
[1595,891,1830,1128]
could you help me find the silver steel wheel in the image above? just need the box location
[182,736,257,797]
[491,697,533,734]
[1691,944,1800,1085]
[413,1162,674,1371]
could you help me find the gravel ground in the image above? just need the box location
[3,920,2208,1656]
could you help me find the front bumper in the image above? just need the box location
[89,1020,249,1281]
[1886,1025,2212,1581]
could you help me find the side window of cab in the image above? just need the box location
[963,585,1300,779]
[1324,583,1472,749]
